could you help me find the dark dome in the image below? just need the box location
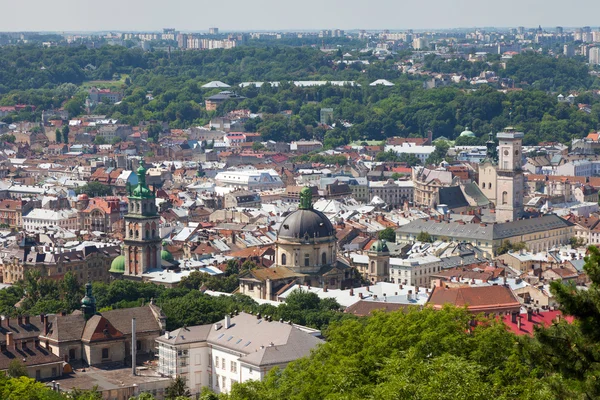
[278,209,335,240]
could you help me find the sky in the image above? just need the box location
[2,0,600,32]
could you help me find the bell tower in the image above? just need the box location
[124,160,162,277]
[495,128,524,222]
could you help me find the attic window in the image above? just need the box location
[244,341,251,347]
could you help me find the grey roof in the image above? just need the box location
[278,209,335,240]
[397,214,573,241]
[439,186,469,210]
[492,214,574,240]
[156,325,212,345]
[462,182,489,206]
[101,305,162,335]
[157,313,323,367]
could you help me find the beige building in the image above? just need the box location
[40,284,165,367]
[412,167,457,207]
[369,179,414,206]
[396,214,574,257]
[239,188,354,301]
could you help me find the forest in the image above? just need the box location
[0,45,599,146]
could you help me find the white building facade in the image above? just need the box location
[156,313,322,396]
[23,208,79,231]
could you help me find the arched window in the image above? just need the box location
[152,229,156,238]
[322,252,327,265]
[129,229,133,238]
[281,253,287,266]
[134,230,139,238]
[370,261,375,273]
[482,182,486,189]
[502,191,508,205]
[142,203,146,213]
[146,229,150,239]
[304,254,310,267]
[489,183,492,190]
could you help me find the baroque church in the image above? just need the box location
[478,127,525,222]
[239,187,355,301]
[109,161,173,278]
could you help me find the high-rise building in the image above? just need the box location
[590,47,600,65]
[123,162,162,277]
[564,44,575,57]
[495,128,524,223]
[209,27,219,35]
[556,26,563,34]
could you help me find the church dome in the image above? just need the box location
[109,255,125,274]
[459,127,475,138]
[370,239,389,253]
[132,184,152,198]
[161,250,174,262]
[278,209,335,240]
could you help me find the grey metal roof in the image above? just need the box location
[278,209,335,240]
[397,214,573,241]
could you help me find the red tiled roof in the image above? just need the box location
[502,311,573,336]
[428,284,520,313]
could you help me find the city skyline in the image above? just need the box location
[3,0,600,32]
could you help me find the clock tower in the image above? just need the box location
[495,128,524,223]
[124,161,162,277]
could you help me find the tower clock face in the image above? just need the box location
[504,150,509,156]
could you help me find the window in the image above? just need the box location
[322,252,327,265]
[231,361,237,373]
[69,348,76,360]
[304,254,310,267]
[370,261,375,273]
[222,376,226,388]
[51,367,57,377]
[502,191,508,205]
[281,253,286,266]
[102,348,109,359]
[215,356,219,369]
[36,370,41,380]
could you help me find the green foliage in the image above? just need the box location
[251,141,265,152]
[7,360,28,378]
[75,182,112,197]
[61,125,69,144]
[0,134,16,143]
[569,236,586,248]
[224,307,553,400]
[378,227,396,242]
[54,128,61,143]
[426,141,449,165]
[416,231,432,243]
[165,376,190,400]
[496,240,528,255]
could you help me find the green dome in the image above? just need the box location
[161,250,174,262]
[371,239,389,253]
[459,127,475,138]
[132,184,152,198]
[109,255,125,274]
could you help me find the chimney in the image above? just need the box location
[5,332,13,347]
[43,315,49,336]
[359,292,363,299]
[517,317,522,330]
[40,314,45,323]
[4,316,9,328]
[225,314,231,329]
[24,316,29,325]
[17,316,22,325]
[527,309,533,322]
[349,288,354,296]
[132,318,137,376]
[323,286,328,293]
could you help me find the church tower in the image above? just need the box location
[124,160,162,277]
[366,239,390,283]
[495,128,524,222]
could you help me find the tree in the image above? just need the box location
[55,129,61,143]
[496,240,527,255]
[569,236,586,248]
[75,182,112,197]
[147,124,162,143]
[416,231,432,243]
[165,376,191,400]
[62,125,70,144]
[7,360,28,378]
[378,227,396,242]
[94,136,106,145]
[252,141,266,152]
